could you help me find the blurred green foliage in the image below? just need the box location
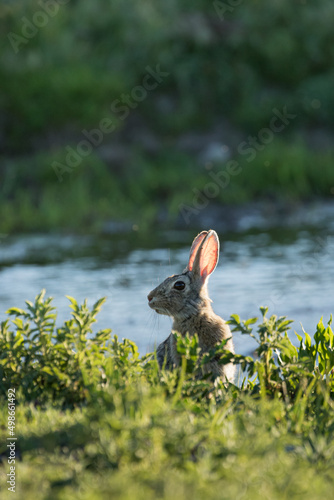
[0,291,334,499]
[1,0,334,232]
[1,0,334,141]
[1,143,334,233]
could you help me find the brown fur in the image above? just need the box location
[148,230,235,382]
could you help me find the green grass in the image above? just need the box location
[2,1,334,233]
[0,292,333,499]
[2,0,334,146]
[1,141,334,234]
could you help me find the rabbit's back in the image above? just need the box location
[156,316,236,383]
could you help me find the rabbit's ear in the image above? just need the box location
[192,230,220,281]
[187,231,208,271]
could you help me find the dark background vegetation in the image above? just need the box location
[1,0,334,233]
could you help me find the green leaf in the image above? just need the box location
[260,306,269,318]
[6,307,29,317]
[244,317,258,326]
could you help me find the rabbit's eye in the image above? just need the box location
[174,281,185,291]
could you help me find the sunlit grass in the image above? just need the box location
[0,292,333,499]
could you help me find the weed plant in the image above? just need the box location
[0,291,333,499]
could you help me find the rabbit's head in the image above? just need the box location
[147,230,220,320]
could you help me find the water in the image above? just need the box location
[0,222,333,357]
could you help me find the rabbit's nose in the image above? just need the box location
[147,293,153,302]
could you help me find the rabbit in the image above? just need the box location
[147,229,235,383]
